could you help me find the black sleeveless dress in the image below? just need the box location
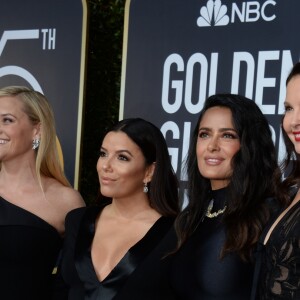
[170,188,254,299]
[0,197,62,300]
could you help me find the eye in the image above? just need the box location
[198,131,209,139]
[284,105,293,112]
[2,117,14,124]
[99,150,107,158]
[223,132,238,139]
[118,154,129,161]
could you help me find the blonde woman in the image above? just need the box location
[0,86,85,300]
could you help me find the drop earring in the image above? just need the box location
[143,182,149,193]
[32,138,40,150]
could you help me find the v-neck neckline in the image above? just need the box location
[89,216,164,283]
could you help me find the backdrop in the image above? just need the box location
[120,0,299,202]
[0,0,87,187]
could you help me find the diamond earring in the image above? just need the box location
[32,138,40,150]
[143,182,149,193]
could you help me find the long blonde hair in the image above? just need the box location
[0,86,70,188]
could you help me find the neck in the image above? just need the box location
[210,180,229,190]
[0,161,39,188]
[109,195,159,220]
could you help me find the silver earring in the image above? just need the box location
[143,182,148,193]
[32,139,40,150]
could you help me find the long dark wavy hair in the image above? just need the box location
[281,62,300,199]
[97,118,180,217]
[175,94,283,261]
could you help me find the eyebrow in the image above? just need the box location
[0,113,16,117]
[198,127,237,132]
[100,146,134,157]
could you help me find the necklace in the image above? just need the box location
[205,199,227,218]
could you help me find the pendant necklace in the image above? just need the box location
[205,199,227,218]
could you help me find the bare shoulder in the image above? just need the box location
[45,178,86,212]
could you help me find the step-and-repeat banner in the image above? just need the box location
[0,0,87,187]
[121,0,299,200]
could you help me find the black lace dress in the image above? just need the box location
[251,200,300,299]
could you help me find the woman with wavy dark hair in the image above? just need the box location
[251,63,300,299]
[170,94,282,300]
[58,118,180,300]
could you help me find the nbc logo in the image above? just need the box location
[197,0,276,27]
[197,0,229,27]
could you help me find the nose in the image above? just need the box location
[102,159,112,172]
[207,136,220,152]
[290,109,300,129]
[97,156,112,173]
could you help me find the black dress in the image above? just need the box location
[0,196,62,300]
[170,188,254,300]
[59,206,178,300]
[251,199,300,299]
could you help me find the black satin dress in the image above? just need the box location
[0,196,62,300]
[59,206,178,300]
[251,199,300,299]
[170,188,254,300]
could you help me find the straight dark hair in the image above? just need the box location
[98,118,180,217]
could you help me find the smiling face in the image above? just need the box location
[196,106,241,190]
[283,75,300,154]
[0,96,39,163]
[97,131,154,200]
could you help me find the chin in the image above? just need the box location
[293,145,300,154]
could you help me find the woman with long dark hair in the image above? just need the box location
[170,94,282,299]
[251,63,300,299]
[59,118,180,299]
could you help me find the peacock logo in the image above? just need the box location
[197,0,230,27]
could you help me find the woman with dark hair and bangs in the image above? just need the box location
[169,94,283,300]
